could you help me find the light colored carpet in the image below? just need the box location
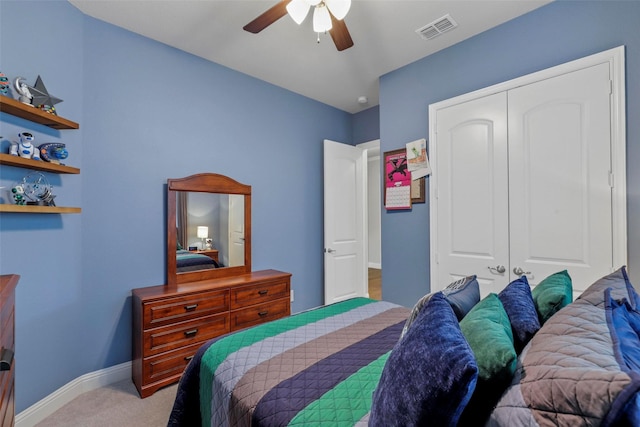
[35,379,178,427]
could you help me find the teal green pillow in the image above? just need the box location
[532,270,572,324]
[460,293,516,382]
[459,293,517,424]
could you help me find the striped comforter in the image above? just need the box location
[168,298,410,427]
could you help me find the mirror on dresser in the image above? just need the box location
[166,173,251,286]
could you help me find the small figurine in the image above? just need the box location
[0,72,9,96]
[14,77,33,105]
[10,185,26,205]
[9,132,41,160]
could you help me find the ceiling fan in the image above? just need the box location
[243,0,354,51]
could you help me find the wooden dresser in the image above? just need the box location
[132,269,291,398]
[0,275,18,427]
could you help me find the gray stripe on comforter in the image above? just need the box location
[355,413,370,426]
[210,300,400,427]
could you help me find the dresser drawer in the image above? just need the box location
[142,342,202,385]
[144,289,229,328]
[231,298,290,331]
[144,313,229,356]
[230,280,289,309]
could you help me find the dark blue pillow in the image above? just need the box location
[621,266,640,310]
[498,276,541,353]
[370,292,478,427]
[608,292,640,372]
[604,290,640,425]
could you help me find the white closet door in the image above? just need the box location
[434,92,509,295]
[508,63,613,291]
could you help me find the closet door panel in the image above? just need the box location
[434,93,509,295]
[508,63,613,290]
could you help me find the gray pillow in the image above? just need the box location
[401,276,480,338]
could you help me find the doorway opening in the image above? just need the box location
[359,140,382,300]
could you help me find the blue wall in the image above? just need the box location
[0,0,351,412]
[379,0,640,307]
[352,105,380,144]
[2,0,639,414]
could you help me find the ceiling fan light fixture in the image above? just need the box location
[313,4,332,33]
[325,0,351,20]
[286,0,310,25]
[306,0,322,6]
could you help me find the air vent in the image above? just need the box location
[416,14,458,40]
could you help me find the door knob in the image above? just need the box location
[488,265,506,274]
[513,266,531,276]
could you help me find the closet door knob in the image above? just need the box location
[488,265,506,274]
[513,267,531,276]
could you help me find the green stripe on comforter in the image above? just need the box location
[288,352,391,426]
[200,297,377,425]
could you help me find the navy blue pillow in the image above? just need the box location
[498,276,541,353]
[370,292,478,427]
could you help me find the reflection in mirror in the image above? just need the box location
[167,173,252,287]
[176,192,245,272]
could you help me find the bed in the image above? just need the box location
[176,249,219,273]
[168,267,640,426]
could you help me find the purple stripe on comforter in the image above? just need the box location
[251,321,404,426]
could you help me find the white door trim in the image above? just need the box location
[428,46,627,289]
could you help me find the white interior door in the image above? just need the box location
[508,63,614,290]
[433,93,510,295]
[324,139,368,304]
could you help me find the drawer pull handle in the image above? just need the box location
[258,311,269,317]
[184,355,194,361]
[184,304,198,311]
[258,290,268,295]
[0,348,13,371]
[184,329,198,338]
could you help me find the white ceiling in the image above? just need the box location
[68,0,551,113]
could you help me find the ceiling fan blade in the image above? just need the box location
[329,13,354,51]
[243,0,292,34]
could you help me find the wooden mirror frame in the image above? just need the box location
[166,173,252,287]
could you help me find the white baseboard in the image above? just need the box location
[368,262,381,270]
[16,361,131,427]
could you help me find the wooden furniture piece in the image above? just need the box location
[132,269,291,398]
[132,173,292,398]
[0,274,18,427]
[0,95,78,129]
[0,94,81,214]
[192,249,219,264]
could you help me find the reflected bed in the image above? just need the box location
[176,250,219,273]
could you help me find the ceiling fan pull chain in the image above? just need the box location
[317,32,320,43]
